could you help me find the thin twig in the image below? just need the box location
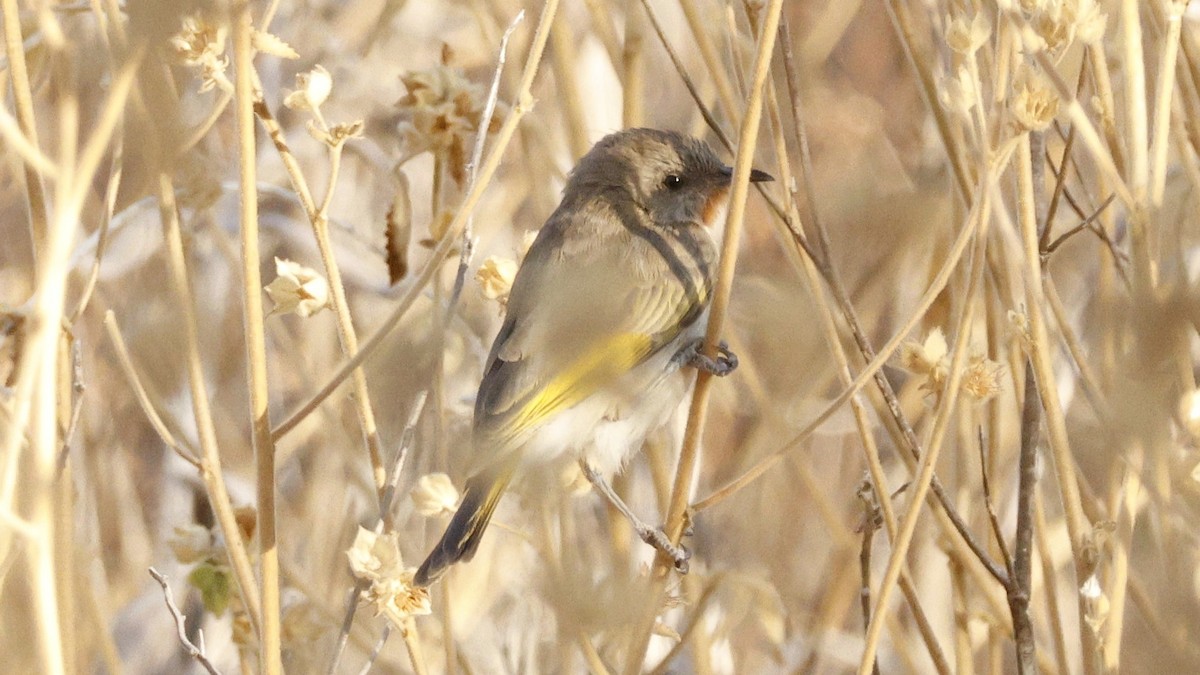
[639,0,731,148]
[765,22,950,672]
[1006,10,1135,212]
[67,134,122,324]
[1034,492,1072,675]
[977,427,1014,576]
[446,10,524,316]
[640,0,816,260]
[1010,360,1040,675]
[1044,193,1117,255]
[1038,63,1088,254]
[148,568,222,675]
[856,482,882,675]
[102,312,201,469]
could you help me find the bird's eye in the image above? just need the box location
[663,174,683,190]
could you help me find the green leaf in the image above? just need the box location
[187,562,231,616]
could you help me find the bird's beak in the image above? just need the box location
[719,165,775,183]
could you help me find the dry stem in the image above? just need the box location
[231,9,281,674]
[623,1,782,671]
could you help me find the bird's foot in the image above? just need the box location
[679,339,738,377]
[636,524,692,574]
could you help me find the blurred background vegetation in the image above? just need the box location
[3,0,1200,673]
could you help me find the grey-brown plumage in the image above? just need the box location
[414,129,770,587]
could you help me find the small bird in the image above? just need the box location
[414,128,772,587]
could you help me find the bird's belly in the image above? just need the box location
[520,344,694,476]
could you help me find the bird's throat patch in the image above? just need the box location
[703,186,731,226]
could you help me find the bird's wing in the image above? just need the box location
[473,214,709,454]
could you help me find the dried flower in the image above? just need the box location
[265,258,330,318]
[1011,66,1059,131]
[346,527,431,626]
[900,327,950,389]
[171,15,226,66]
[253,30,298,59]
[396,65,506,183]
[284,65,333,112]
[946,12,991,54]
[1032,7,1072,53]
[411,473,460,517]
[170,15,231,94]
[1074,0,1109,45]
[940,65,978,117]
[168,524,216,564]
[307,119,364,148]
[961,355,1005,401]
[477,255,519,307]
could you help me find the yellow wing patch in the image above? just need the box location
[506,332,654,440]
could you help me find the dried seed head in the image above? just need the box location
[900,328,951,398]
[265,258,330,318]
[396,65,507,183]
[477,255,519,308]
[284,65,333,112]
[961,355,1006,402]
[411,473,460,517]
[170,15,231,94]
[1011,66,1059,131]
[346,527,431,626]
[946,12,991,54]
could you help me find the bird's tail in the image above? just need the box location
[413,465,513,588]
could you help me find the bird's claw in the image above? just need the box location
[682,340,738,377]
[639,526,692,574]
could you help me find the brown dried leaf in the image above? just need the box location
[385,174,412,285]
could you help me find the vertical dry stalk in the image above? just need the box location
[1015,133,1097,673]
[1,0,49,271]
[623,1,783,671]
[1011,360,1040,675]
[0,32,139,675]
[677,0,739,125]
[155,173,264,635]
[1150,2,1185,206]
[858,187,991,675]
[622,0,645,127]
[231,8,282,674]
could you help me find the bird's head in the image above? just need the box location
[566,128,772,227]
